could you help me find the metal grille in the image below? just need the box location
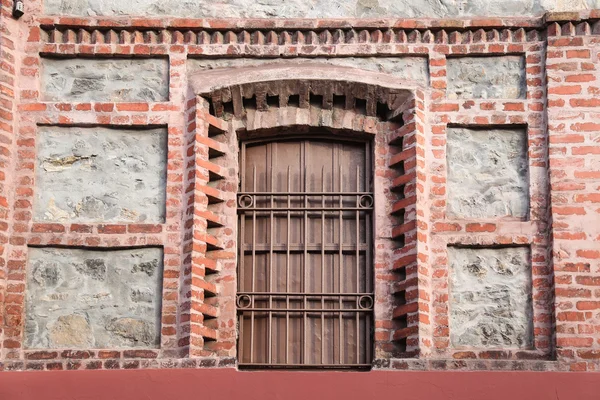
[237,137,374,369]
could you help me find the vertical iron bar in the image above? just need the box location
[250,164,256,363]
[366,142,373,365]
[321,166,325,364]
[285,165,291,365]
[338,160,343,365]
[302,141,308,365]
[239,143,246,362]
[268,148,274,365]
[355,165,360,364]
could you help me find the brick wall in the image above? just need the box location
[0,0,599,372]
[0,0,23,359]
[547,18,600,372]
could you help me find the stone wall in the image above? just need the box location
[447,56,526,99]
[446,126,529,219]
[35,126,168,223]
[43,0,600,18]
[448,247,533,349]
[42,58,169,103]
[26,247,163,349]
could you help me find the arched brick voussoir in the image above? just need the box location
[189,63,416,119]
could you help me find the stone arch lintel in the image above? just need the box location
[190,63,416,119]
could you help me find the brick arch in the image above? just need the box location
[181,66,424,363]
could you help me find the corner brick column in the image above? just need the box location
[0,0,19,357]
[0,0,36,359]
[547,20,600,371]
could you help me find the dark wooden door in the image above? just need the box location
[237,137,374,368]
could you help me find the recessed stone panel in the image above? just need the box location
[188,57,430,85]
[449,246,533,349]
[42,0,595,18]
[42,58,169,102]
[35,126,167,223]
[25,247,163,349]
[446,127,529,219]
[447,56,526,99]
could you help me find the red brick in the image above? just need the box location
[432,223,461,233]
[128,224,163,233]
[570,98,600,107]
[98,225,127,234]
[557,311,585,322]
[565,74,596,83]
[31,224,65,233]
[566,49,591,59]
[577,302,600,311]
[576,250,600,259]
[430,103,459,112]
[557,337,593,347]
[465,223,496,233]
[548,85,582,95]
[116,103,150,112]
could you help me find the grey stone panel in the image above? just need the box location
[448,246,533,349]
[43,0,598,18]
[188,57,430,86]
[446,127,529,219]
[447,56,526,100]
[25,247,163,349]
[42,58,169,102]
[34,126,167,223]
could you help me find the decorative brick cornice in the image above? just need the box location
[33,10,600,48]
[37,26,544,47]
[547,20,600,36]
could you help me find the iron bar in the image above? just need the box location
[302,143,308,365]
[285,165,291,365]
[250,164,256,364]
[321,166,326,365]
[355,165,360,365]
[268,153,274,364]
[338,161,343,365]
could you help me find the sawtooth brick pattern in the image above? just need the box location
[0,0,599,372]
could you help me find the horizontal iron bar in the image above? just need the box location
[237,308,372,312]
[238,292,373,296]
[241,244,368,252]
[238,207,373,211]
[238,192,373,195]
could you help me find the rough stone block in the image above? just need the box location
[447,56,526,99]
[448,246,533,349]
[25,247,163,349]
[35,126,167,223]
[446,127,529,219]
[42,0,595,18]
[42,58,169,102]
[188,57,429,85]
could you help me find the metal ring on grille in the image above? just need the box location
[236,294,252,309]
[358,295,374,310]
[238,194,254,209]
[359,195,374,208]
